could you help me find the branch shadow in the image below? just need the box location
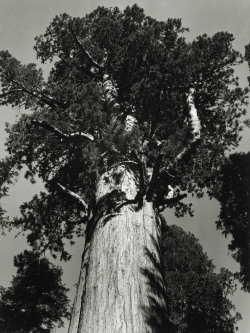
[141,234,177,333]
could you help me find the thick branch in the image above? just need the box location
[31,120,94,141]
[146,154,163,201]
[166,185,174,199]
[103,74,120,115]
[57,183,88,213]
[0,89,22,98]
[68,25,103,70]
[172,88,201,165]
[102,74,139,141]
[0,71,63,108]
[187,87,201,141]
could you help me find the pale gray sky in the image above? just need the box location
[0,1,249,332]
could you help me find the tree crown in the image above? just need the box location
[0,4,248,260]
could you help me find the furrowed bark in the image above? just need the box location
[75,166,166,333]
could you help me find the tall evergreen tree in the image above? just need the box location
[211,152,250,292]
[0,250,70,332]
[0,5,249,332]
[161,220,241,332]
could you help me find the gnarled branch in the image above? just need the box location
[68,24,103,70]
[171,87,201,165]
[0,71,63,109]
[0,89,22,99]
[187,87,201,141]
[57,183,88,213]
[31,120,94,141]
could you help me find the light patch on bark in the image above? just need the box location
[124,115,137,133]
[187,87,201,141]
[173,88,201,163]
[166,185,174,199]
[103,74,120,114]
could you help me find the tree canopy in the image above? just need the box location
[161,219,241,332]
[211,152,250,292]
[0,4,248,260]
[0,250,70,332]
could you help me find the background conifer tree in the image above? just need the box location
[0,250,70,332]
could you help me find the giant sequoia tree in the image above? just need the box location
[0,5,249,333]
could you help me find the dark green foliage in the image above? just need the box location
[0,5,248,208]
[0,3,249,318]
[245,43,250,62]
[245,43,250,85]
[12,191,86,261]
[212,152,250,292]
[0,205,6,231]
[161,219,242,332]
[0,250,70,332]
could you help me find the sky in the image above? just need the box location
[0,0,250,332]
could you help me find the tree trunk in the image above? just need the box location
[67,238,88,333]
[69,165,167,333]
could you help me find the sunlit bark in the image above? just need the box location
[74,167,164,333]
